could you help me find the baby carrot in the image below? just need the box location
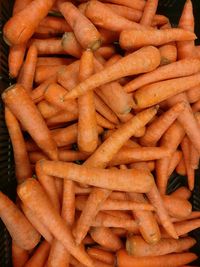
[0,191,40,250]
[12,242,29,267]
[140,0,158,26]
[59,1,101,50]
[2,84,58,160]
[61,32,82,58]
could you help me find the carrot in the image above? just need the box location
[5,108,32,183]
[152,15,169,26]
[105,54,122,67]
[2,84,58,160]
[192,99,200,112]
[97,45,116,60]
[35,65,62,84]
[85,0,146,32]
[170,187,191,200]
[8,44,27,78]
[30,38,64,55]
[12,242,29,267]
[78,50,98,153]
[37,57,74,67]
[120,28,196,50]
[117,249,197,267]
[168,150,182,177]
[103,210,132,220]
[170,219,200,236]
[140,102,186,146]
[124,58,200,93]
[21,203,53,243]
[20,45,37,92]
[177,0,195,60]
[17,178,94,267]
[45,111,77,127]
[187,84,200,103]
[24,241,50,267]
[108,146,171,166]
[59,2,101,50]
[90,227,123,251]
[63,46,160,101]
[98,28,119,45]
[0,191,40,250]
[87,248,115,265]
[3,0,56,46]
[133,73,200,109]
[111,228,127,237]
[159,44,177,65]
[176,157,187,176]
[37,100,60,119]
[12,0,33,14]
[39,16,71,32]
[140,0,158,26]
[75,195,154,211]
[102,0,146,11]
[62,32,82,58]
[190,142,199,170]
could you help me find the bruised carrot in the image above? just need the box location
[62,32,82,58]
[140,0,158,26]
[59,1,101,50]
[2,84,58,160]
[87,248,115,265]
[176,157,187,176]
[35,65,61,84]
[12,242,29,267]
[117,249,197,267]
[159,44,177,65]
[17,178,94,267]
[37,100,60,119]
[0,191,40,250]
[126,236,196,257]
[5,108,32,183]
[30,38,64,55]
[8,44,26,78]
[120,28,196,50]
[3,0,56,46]
[171,186,192,200]
[36,57,74,67]
[90,227,123,251]
[168,150,182,177]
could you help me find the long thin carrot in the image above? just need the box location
[140,0,158,26]
[168,150,182,177]
[12,242,29,267]
[59,1,101,50]
[61,32,82,58]
[78,50,98,153]
[117,249,197,267]
[87,248,115,265]
[3,0,56,46]
[17,178,94,267]
[2,84,58,160]
[124,58,200,93]
[8,44,26,78]
[5,108,32,183]
[120,28,196,50]
[0,191,40,250]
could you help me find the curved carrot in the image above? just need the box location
[2,84,58,160]
[59,1,101,50]
[140,0,158,26]
[0,191,40,250]
[8,44,26,78]
[3,0,56,46]
[12,242,29,267]
[5,108,32,183]
[159,44,177,65]
[61,32,82,58]
[87,248,115,265]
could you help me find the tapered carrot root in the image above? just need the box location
[87,248,115,265]
[140,0,158,26]
[61,32,82,58]
[176,157,187,176]
[8,44,26,78]
[168,150,182,177]
[0,191,40,250]
[12,242,29,267]
[159,44,177,65]
[2,84,58,160]
[117,249,197,267]
[120,28,196,50]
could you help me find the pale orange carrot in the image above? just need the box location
[97,45,116,59]
[159,44,177,65]
[29,38,65,55]
[45,110,78,127]
[190,142,199,170]
[62,32,82,58]
[12,242,29,267]
[140,0,158,26]
[9,44,26,78]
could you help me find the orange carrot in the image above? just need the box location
[78,50,98,153]
[45,111,78,127]
[98,28,119,45]
[102,0,146,11]
[97,45,116,59]
[140,102,186,146]
[5,108,32,183]
[105,54,122,67]
[168,150,182,177]
[36,57,74,67]
[3,0,56,46]
[39,16,71,32]
[90,227,123,251]
[12,242,29,267]
[12,0,33,14]
[117,249,197,267]
[187,84,200,103]
[37,100,60,119]
[62,32,82,58]
[2,84,58,160]
[35,65,62,84]
[63,46,160,100]
[176,157,187,176]
[8,44,26,78]
[140,0,158,26]
[192,99,200,112]
[170,219,200,236]
[171,186,192,200]
[159,44,177,65]
[30,38,64,55]
[190,142,199,170]
[124,58,200,93]
[59,1,101,50]
[0,191,40,250]
[120,28,196,50]
[85,0,146,32]
[152,15,169,26]
[17,178,93,267]
[87,248,115,265]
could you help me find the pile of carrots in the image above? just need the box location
[1,0,200,266]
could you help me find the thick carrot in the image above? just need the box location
[37,100,60,119]
[85,0,146,32]
[140,0,158,26]
[0,191,40,250]
[103,0,146,11]
[8,44,26,78]
[126,236,196,257]
[21,204,53,242]
[176,157,187,176]
[36,57,74,67]
[187,84,200,103]
[87,248,115,265]
[5,108,32,183]
[140,102,186,146]
[17,178,94,267]
[24,241,50,267]
[133,73,200,109]
[35,65,62,84]
[124,58,200,93]
[63,46,160,100]
[59,1,101,50]
[170,186,192,200]
[90,227,123,251]
[62,32,82,58]
[30,38,64,55]
[159,44,177,65]
[2,84,58,160]
[39,16,71,32]
[78,50,98,153]
[20,45,37,92]
[117,249,197,267]
[168,150,182,177]
[3,0,56,46]
[12,242,29,267]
